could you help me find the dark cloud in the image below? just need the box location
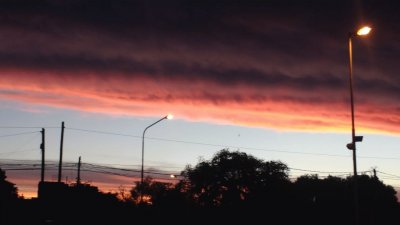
[0,0,399,133]
[2,0,397,76]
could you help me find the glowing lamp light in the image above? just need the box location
[140,114,174,202]
[356,26,371,36]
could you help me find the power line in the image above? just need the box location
[289,167,360,174]
[0,149,37,155]
[0,159,360,178]
[0,131,39,138]
[66,126,400,161]
[147,136,353,158]
[376,170,400,179]
[378,177,400,181]
[67,127,140,138]
[0,160,184,171]
[2,166,180,178]
[0,132,41,157]
[68,126,350,157]
[84,161,184,169]
[0,126,59,129]
[0,158,396,181]
[0,159,368,178]
[3,161,399,186]
[1,125,399,161]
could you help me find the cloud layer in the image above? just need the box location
[1,0,400,134]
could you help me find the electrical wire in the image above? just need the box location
[67,127,140,138]
[1,125,400,189]
[377,170,400,179]
[1,125,399,161]
[0,131,39,138]
[0,126,59,129]
[0,159,385,179]
[0,149,38,155]
[65,126,400,160]
[289,167,360,174]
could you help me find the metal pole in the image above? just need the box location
[140,116,167,202]
[77,156,81,185]
[58,121,65,183]
[348,34,359,225]
[40,128,45,182]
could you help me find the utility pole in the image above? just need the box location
[40,128,45,182]
[77,156,81,185]
[58,121,65,183]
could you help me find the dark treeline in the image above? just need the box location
[1,149,399,225]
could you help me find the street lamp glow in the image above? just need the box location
[347,26,371,225]
[356,26,371,36]
[140,115,173,203]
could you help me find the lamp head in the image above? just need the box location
[166,114,174,120]
[346,143,355,150]
[356,26,371,36]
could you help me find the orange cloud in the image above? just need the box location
[1,0,399,136]
[0,70,399,135]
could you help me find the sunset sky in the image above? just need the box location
[0,0,399,199]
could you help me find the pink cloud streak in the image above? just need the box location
[0,70,399,134]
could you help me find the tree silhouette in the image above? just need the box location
[130,177,174,206]
[0,168,18,225]
[294,174,400,225]
[179,149,290,207]
[294,174,352,224]
[2,152,399,225]
[129,176,189,224]
[0,168,18,201]
[353,174,399,225]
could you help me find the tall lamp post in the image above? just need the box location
[346,26,371,225]
[140,114,173,202]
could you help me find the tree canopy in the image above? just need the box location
[179,149,290,207]
[3,151,400,225]
[0,168,18,201]
[130,177,175,205]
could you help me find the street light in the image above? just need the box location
[140,114,173,202]
[346,25,371,225]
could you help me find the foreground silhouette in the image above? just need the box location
[0,169,18,225]
[1,149,399,225]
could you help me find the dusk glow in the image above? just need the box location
[0,72,399,134]
[0,0,399,204]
